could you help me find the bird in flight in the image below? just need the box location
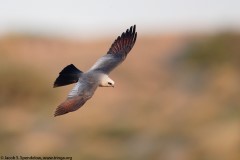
[53,25,137,116]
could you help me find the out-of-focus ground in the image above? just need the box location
[0,31,240,160]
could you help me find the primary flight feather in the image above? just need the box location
[53,25,137,116]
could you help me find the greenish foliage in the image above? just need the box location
[0,59,55,109]
[181,33,240,69]
[98,125,137,141]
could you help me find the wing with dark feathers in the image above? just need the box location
[89,25,137,74]
[54,95,91,116]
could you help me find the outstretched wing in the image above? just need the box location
[54,78,98,116]
[54,95,90,116]
[89,25,137,74]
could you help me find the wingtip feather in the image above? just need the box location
[54,105,69,117]
[107,25,137,55]
[54,96,89,117]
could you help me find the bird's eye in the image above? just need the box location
[108,82,112,85]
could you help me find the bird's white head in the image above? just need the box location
[99,75,115,87]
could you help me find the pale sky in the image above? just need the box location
[0,0,239,38]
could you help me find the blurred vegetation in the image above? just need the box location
[171,33,240,93]
[0,63,54,108]
[0,35,58,110]
[176,32,240,70]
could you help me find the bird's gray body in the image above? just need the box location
[68,71,102,99]
[53,25,137,116]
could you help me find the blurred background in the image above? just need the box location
[0,0,240,160]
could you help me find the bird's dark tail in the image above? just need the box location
[53,64,83,88]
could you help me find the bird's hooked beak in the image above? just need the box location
[110,81,114,88]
